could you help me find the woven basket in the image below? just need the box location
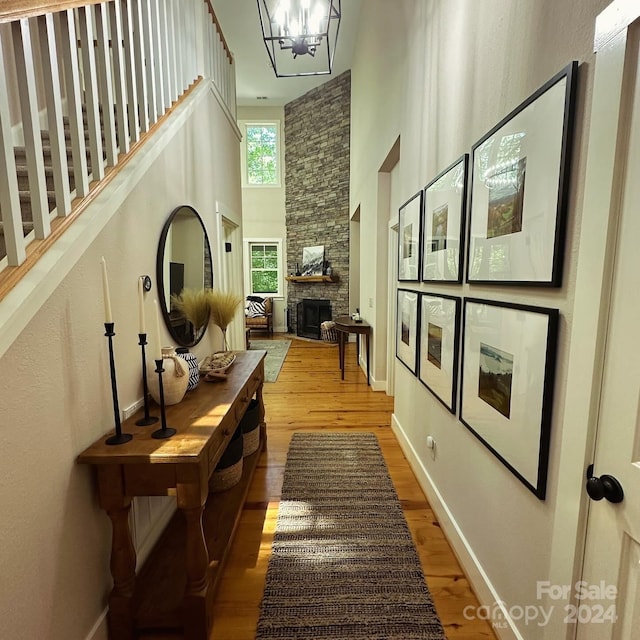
[209,458,243,493]
[321,321,338,343]
[241,399,260,457]
[209,425,243,492]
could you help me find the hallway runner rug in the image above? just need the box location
[256,432,446,640]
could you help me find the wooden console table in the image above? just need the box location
[334,316,372,386]
[78,350,266,640]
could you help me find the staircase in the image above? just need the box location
[0,0,236,291]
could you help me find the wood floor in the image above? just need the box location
[210,336,497,640]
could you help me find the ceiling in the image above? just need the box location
[211,0,362,107]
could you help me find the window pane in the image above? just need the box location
[253,270,278,293]
[265,257,278,269]
[246,125,278,185]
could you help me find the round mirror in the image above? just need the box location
[156,205,213,347]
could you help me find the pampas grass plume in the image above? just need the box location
[206,289,243,330]
[170,288,210,331]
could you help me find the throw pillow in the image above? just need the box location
[246,300,266,318]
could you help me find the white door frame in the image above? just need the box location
[546,2,640,639]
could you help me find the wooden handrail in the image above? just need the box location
[205,0,232,63]
[0,0,234,66]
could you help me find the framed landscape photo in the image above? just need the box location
[422,155,468,282]
[466,61,577,285]
[419,293,461,412]
[459,298,559,499]
[398,191,423,281]
[396,289,419,374]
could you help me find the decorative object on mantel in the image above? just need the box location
[256,0,342,78]
[100,257,132,445]
[147,347,188,406]
[206,289,243,350]
[302,245,325,276]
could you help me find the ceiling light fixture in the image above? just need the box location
[256,0,341,78]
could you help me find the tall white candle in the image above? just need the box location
[138,278,146,334]
[153,299,162,361]
[100,257,113,324]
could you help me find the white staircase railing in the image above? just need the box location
[0,0,235,283]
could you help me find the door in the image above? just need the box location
[579,5,640,637]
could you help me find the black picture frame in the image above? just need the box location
[418,293,462,413]
[466,61,578,286]
[398,191,423,282]
[422,155,468,283]
[459,298,558,499]
[396,288,419,374]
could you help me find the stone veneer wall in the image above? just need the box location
[284,70,351,334]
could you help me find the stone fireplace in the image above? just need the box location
[285,71,351,335]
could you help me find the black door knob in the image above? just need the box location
[586,473,624,503]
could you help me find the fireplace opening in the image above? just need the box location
[297,299,332,339]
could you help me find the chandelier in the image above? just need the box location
[257,0,342,77]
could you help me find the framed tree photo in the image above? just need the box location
[459,298,559,499]
[418,293,461,413]
[396,289,419,374]
[398,191,423,281]
[466,61,577,285]
[422,155,468,282]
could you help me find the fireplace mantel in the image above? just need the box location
[286,275,339,283]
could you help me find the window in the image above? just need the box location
[244,239,283,297]
[241,121,281,187]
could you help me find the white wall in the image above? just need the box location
[0,86,242,640]
[350,1,610,638]
[238,106,288,332]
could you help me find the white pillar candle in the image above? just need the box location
[153,299,162,361]
[138,278,146,334]
[100,256,113,323]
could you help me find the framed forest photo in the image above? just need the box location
[418,293,461,413]
[459,298,559,499]
[422,155,468,282]
[396,289,419,374]
[398,191,423,282]
[466,61,577,285]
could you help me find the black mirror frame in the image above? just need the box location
[156,205,213,348]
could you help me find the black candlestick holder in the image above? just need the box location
[104,323,133,445]
[152,359,176,439]
[136,333,159,426]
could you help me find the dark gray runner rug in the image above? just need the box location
[256,432,446,640]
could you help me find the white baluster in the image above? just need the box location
[120,0,141,142]
[173,0,184,95]
[132,0,150,132]
[108,0,131,155]
[77,6,105,181]
[229,55,237,116]
[12,18,50,238]
[166,0,178,103]
[149,0,165,118]
[37,14,71,217]
[94,3,118,166]
[140,0,158,125]
[0,25,26,266]
[54,10,89,198]
[158,0,172,110]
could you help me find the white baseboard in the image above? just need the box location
[85,609,108,640]
[391,413,521,640]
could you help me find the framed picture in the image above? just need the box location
[422,155,468,282]
[466,61,577,285]
[459,298,558,499]
[301,245,325,276]
[396,289,419,374]
[398,191,423,281]
[418,293,461,413]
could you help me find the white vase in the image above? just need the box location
[147,346,189,406]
